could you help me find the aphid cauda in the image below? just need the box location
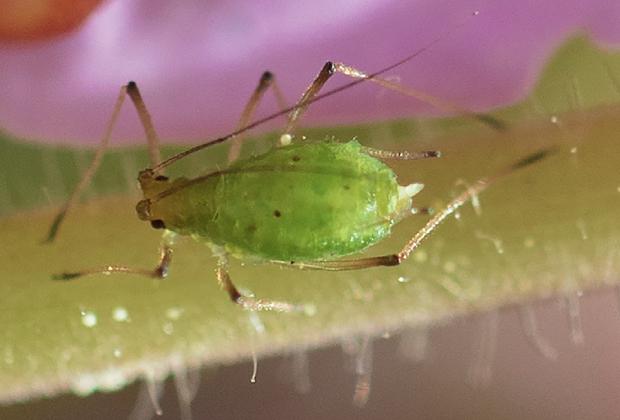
[46,41,552,312]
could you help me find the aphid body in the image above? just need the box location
[138,140,417,262]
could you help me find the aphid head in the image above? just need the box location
[136,198,169,231]
[136,171,173,229]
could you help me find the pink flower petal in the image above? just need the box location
[0,0,618,144]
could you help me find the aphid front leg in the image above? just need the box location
[216,254,307,313]
[46,81,164,243]
[228,71,288,163]
[53,231,175,281]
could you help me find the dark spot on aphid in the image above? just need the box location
[343,184,350,190]
[246,224,257,234]
[274,210,282,218]
[292,155,301,162]
[150,219,166,230]
[155,175,169,181]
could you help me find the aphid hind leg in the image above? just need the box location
[283,148,554,271]
[53,231,175,280]
[216,254,307,313]
[45,81,164,243]
[228,71,288,163]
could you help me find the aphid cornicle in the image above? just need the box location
[47,46,552,313]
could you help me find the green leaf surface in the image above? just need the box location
[1,36,619,403]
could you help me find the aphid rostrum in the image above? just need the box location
[46,43,552,312]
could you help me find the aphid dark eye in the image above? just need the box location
[150,219,166,229]
[155,175,169,181]
[273,210,282,218]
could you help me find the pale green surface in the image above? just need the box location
[0,37,619,403]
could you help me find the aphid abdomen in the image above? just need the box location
[205,140,401,261]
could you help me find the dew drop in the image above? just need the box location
[112,306,129,322]
[165,306,184,320]
[250,351,258,384]
[81,310,98,328]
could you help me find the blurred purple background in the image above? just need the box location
[0,0,619,144]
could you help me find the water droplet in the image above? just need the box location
[303,304,317,316]
[71,374,98,396]
[165,306,184,320]
[280,133,292,145]
[112,306,129,322]
[81,310,98,328]
[99,369,128,392]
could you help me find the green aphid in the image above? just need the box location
[141,140,418,262]
[47,58,552,313]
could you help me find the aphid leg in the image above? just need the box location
[228,71,288,163]
[52,231,175,281]
[281,62,336,144]
[332,62,505,131]
[282,148,554,271]
[125,82,163,169]
[363,146,441,161]
[216,254,307,312]
[282,60,504,145]
[45,81,163,243]
[44,86,126,243]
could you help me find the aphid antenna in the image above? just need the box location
[45,10,498,244]
[150,10,495,174]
